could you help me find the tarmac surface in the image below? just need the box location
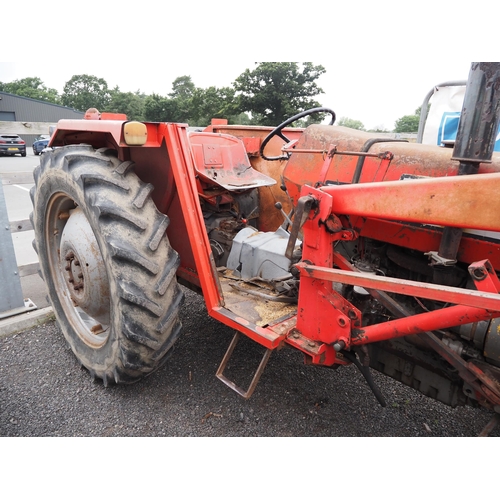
[1,283,500,437]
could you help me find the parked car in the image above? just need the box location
[0,134,26,157]
[32,135,50,156]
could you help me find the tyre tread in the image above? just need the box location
[31,146,184,384]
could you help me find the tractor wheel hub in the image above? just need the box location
[59,208,111,325]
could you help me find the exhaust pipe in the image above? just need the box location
[436,63,500,272]
[452,62,500,173]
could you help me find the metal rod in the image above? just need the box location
[352,305,499,345]
[296,262,500,311]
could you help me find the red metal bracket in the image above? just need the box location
[469,260,500,293]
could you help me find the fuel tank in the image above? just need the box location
[282,125,500,205]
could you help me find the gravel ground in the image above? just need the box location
[1,287,498,437]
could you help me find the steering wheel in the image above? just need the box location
[259,107,336,161]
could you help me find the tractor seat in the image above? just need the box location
[189,132,276,191]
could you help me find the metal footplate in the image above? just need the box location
[216,331,273,399]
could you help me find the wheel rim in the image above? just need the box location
[45,193,111,348]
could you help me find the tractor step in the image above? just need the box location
[216,331,273,399]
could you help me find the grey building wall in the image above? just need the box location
[0,92,84,146]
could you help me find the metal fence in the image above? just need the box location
[0,173,38,319]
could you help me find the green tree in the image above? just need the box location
[169,76,196,100]
[144,76,241,126]
[337,117,365,130]
[0,77,60,103]
[231,112,253,125]
[107,87,145,121]
[190,86,240,126]
[394,107,421,133]
[233,62,326,126]
[62,74,111,112]
[143,93,181,122]
[168,76,196,122]
[143,93,168,121]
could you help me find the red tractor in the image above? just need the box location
[30,62,500,433]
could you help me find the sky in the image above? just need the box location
[0,1,496,131]
[0,59,472,131]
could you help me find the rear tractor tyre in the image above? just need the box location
[30,145,184,384]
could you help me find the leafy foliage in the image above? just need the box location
[107,87,145,121]
[168,76,196,122]
[2,64,328,127]
[169,76,196,100]
[61,74,111,112]
[0,77,60,103]
[233,62,326,126]
[143,93,175,122]
[190,86,242,125]
[394,107,421,133]
[337,117,365,130]
[1,67,430,134]
[144,78,243,126]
